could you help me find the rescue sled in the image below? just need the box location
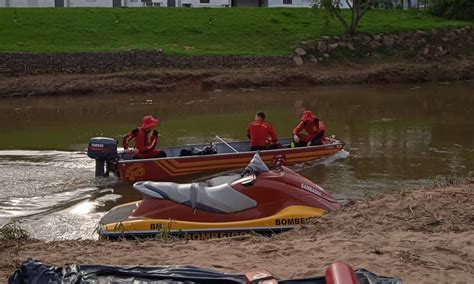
[87,137,345,182]
[98,153,340,239]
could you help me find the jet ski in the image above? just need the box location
[98,153,340,240]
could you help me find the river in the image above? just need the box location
[0,81,472,240]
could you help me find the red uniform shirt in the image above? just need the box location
[247,121,278,147]
[292,120,326,144]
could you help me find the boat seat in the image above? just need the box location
[134,181,257,214]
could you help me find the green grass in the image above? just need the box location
[0,8,470,55]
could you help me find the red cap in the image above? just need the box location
[301,110,317,122]
[141,115,159,129]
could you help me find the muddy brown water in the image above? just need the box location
[0,81,473,240]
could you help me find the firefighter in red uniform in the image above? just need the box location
[247,112,280,151]
[123,115,167,159]
[292,110,326,147]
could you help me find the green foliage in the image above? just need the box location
[0,220,29,240]
[429,0,474,20]
[0,8,469,55]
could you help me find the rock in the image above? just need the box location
[317,41,327,53]
[373,34,383,41]
[322,36,330,40]
[293,56,304,66]
[333,36,340,40]
[294,47,306,56]
[309,55,318,64]
[318,57,323,61]
[382,36,395,47]
[437,46,444,52]
[323,53,330,58]
[362,35,372,42]
[369,41,381,49]
[416,30,426,35]
[446,32,456,38]
[347,42,355,50]
[328,43,338,51]
[338,41,347,48]
[442,37,450,42]
[423,47,429,56]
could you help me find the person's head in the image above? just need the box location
[301,110,317,122]
[255,112,266,121]
[141,115,160,131]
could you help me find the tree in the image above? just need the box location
[314,0,372,36]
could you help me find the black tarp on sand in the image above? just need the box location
[9,258,402,284]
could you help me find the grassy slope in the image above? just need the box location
[0,8,469,55]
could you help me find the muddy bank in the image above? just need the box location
[1,59,473,97]
[1,183,473,283]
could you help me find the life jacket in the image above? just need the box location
[293,119,326,144]
[123,127,158,153]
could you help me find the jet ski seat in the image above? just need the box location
[134,181,257,214]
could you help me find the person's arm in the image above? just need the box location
[123,128,138,150]
[292,121,305,135]
[314,129,325,140]
[247,123,252,140]
[269,124,278,143]
[292,122,305,142]
[144,130,159,152]
[313,120,325,140]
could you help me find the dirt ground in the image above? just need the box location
[1,59,473,97]
[1,183,473,283]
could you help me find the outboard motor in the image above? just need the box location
[87,137,119,177]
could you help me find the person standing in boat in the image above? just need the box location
[123,115,167,159]
[247,112,280,151]
[292,110,326,147]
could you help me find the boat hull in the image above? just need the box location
[117,139,344,182]
[98,205,325,240]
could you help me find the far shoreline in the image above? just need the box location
[1,58,473,98]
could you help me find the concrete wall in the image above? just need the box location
[0,0,55,7]
[180,0,231,8]
[231,0,258,7]
[69,0,112,7]
[267,0,312,8]
[123,0,143,7]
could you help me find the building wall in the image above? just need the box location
[180,0,231,8]
[68,0,112,7]
[231,0,258,7]
[267,0,312,8]
[123,0,143,7]
[0,0,55,7]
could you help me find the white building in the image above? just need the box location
[0,0,54,7]
[0,0,231,7]
[267,0,313,8]
[0,0,353,7]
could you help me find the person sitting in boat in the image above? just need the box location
[123,115,167,159]
[247,112,280,151]
[292,110,326,147]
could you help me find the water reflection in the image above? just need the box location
[0,81,473,240]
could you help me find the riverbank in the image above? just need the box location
[1,183,473,282]
[0,9,468,55]
[1,59,473,97]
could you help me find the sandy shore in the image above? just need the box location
[1,59,473,97]
[1,183,473,283]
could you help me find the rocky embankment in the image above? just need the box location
[1,183,473,283]
[292,25,474,65]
